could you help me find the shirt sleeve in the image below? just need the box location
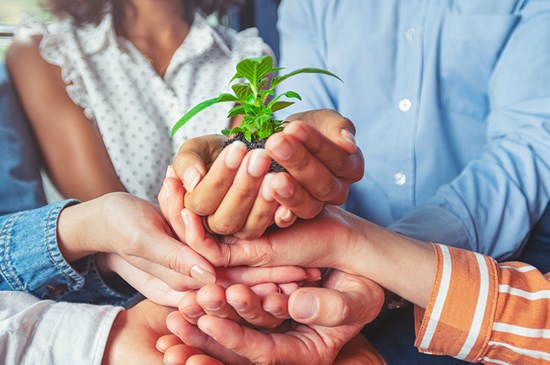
[0,200,137,305]
[391,4,550,260]
[414,243,550,364]
[0,290,122,365]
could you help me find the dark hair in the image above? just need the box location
[45,0,243,26]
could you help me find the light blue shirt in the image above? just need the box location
[278,0,550,260]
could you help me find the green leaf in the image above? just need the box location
[272,68,342,89]
[227,105,246,118]
[234,56,274,86]
[231,83,252,100]
[270,101,294,113]
[267,91,301,109]
[171,93,238,136]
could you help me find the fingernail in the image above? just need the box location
[227,300,247,312]
[261,174,275,201]
[271,174,294,198]
[225,141,247,169]
[248,149,269,177]
[341,129,356,147]
[292,292,318,320]
[191,265,216,284]
[183,167,200,192]
[165,165,176,178]
[181,209,189,226]
[280,207,294,222]
[284,122,307,142]
[203,300,223,311]
[181,305,204,319]
[269,137,293,161]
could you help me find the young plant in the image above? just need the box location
[171,55,341,143]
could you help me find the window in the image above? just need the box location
[0,0,50,61]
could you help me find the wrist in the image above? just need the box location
[57,202,96,262]
[102,310,127,365]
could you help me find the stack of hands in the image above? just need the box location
[89,110,390,365]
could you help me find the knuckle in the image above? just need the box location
[313,178,341,202]
[210,217,241,235]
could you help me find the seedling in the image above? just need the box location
[171,55,341,143]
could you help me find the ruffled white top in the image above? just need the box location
[17,13,271,201]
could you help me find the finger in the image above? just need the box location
[186,354,225,365]
[162,344,205,365]
[196,284,241,323]
[267,172,324,219]
[285,109,358,155]
[185,141,248,215]
[277,282,300,295]
[261,292,290,319]
[166,312,251,365]
[178,290,204,325]
[289,272,384,327]
[181,208,229,267]
[226,284,285,328]
[217,265,314,287]
[158,173,186,241]
[273,205,297,228]
[104,254,191,306]
[172,134,225,192]
[206,148,271,235]
[197,315,300,364]
[125,237,217,286]
[156,334,182,353]
[233,174,279,240]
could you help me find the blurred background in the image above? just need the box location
[0,0,280,62]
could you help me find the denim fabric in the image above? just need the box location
[0,200,137,306]
[0,64,46,214]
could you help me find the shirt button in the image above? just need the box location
[399,98,412,112]
[405,28,415,41]
[394,172,407,186]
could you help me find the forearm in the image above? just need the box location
[344,214,436,308]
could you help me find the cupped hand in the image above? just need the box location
[169,109,363,240]
[264,109,364,220]
[163,270,384,365]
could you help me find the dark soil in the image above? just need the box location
[224,133,285,173]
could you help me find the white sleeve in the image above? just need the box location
[0,291,123,365]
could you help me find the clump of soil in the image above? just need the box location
[224,133,285,173]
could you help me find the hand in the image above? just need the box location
[162,270,384,365]
[58,192,218,292]
[101,299,181,365]
[170,109,363,239]
[99,252,320,307]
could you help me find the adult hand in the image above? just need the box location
[170,109,364,240]
[58,192,218,291]
[163,270,384,365]
[101,252,320,307]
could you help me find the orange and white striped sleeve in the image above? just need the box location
[414,243,550,365]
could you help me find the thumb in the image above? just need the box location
[288,273,384,327]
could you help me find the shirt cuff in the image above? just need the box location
[0,200,139,305]
[414,244,499,362]
[10,293,123,365]
[62,255,140,307]
[0,199,87,299]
